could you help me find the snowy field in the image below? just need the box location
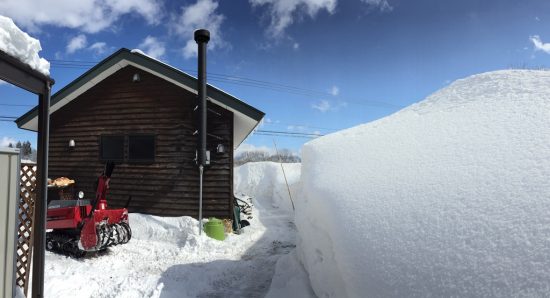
[43,162,301,298]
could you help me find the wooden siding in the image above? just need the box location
[48,65,234,218]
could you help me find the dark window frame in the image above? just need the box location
[98,134,156,164]
[128,134,156,163]
[99,135,125,162]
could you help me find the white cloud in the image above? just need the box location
[312,100,331,112]
[250,0,337,38]
[1,137,16,147]
[329,85,339,96]
[0,0,163,33]
[171,0,226,59]
[530,35,550,54]
[361,0,393,12]
[312,99,347,112]
[293,42,300,50]
[66,34,87,54]
[89,42,107,54]
[0,80,6,85]
[138,36,166,59]
[287,125,306,131]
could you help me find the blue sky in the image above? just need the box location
[1,0,550,154]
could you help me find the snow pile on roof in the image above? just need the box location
[0,15,50,76]
[296,70,550,297]
[234,162,300,212]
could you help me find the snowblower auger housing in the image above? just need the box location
[46,162,131,257]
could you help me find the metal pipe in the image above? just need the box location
[194,29,210,234]
[194,29,210,167]
[199,165,203,235]
[32,81,50,298]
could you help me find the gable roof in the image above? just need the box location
[15,48,264,148]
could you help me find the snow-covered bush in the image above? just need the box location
[296,70,550,297]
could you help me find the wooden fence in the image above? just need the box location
[16,163,37,296]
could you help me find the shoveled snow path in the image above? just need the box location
[43,194,296,298]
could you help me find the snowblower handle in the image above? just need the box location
[104,161,115,178]
[90,163,115,214]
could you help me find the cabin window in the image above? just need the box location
[100,135,124,161]
[128,135,155,162]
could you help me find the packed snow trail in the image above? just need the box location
[43,162,301,298]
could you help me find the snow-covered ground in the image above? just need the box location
[285,69,550,297]
[0,15,50,75]
[42,162,301,298]
[36,70,550,297]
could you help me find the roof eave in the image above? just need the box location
[15,48,265,144]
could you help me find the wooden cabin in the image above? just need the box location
[16,49,264,219]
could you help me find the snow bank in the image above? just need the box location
[0,15,50,75]
[234,162,300,211]
[297,70,550,297]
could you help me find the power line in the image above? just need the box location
[253,129,324,139]
[253,132,316,139]
[263,121,338,132]
[47,59,402,109]
[0,103,34,107]
[256,129,323,136]
[50,60,329,97]
[49,60,332,96]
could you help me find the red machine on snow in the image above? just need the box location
[46,162,131,257]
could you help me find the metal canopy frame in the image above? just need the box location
[0,49,53,298]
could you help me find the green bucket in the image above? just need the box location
[203,218,225,241]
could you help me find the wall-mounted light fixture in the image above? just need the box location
[216,144,225,154]
[69,139,76,150]
[132,73,141,83]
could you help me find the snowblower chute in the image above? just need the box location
[46,162,131,257]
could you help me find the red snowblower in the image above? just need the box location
[46,162,131,258]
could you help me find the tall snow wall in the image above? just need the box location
[297,70,550,297]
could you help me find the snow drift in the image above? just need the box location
[0,15,50,75]
[297,70,550,297]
